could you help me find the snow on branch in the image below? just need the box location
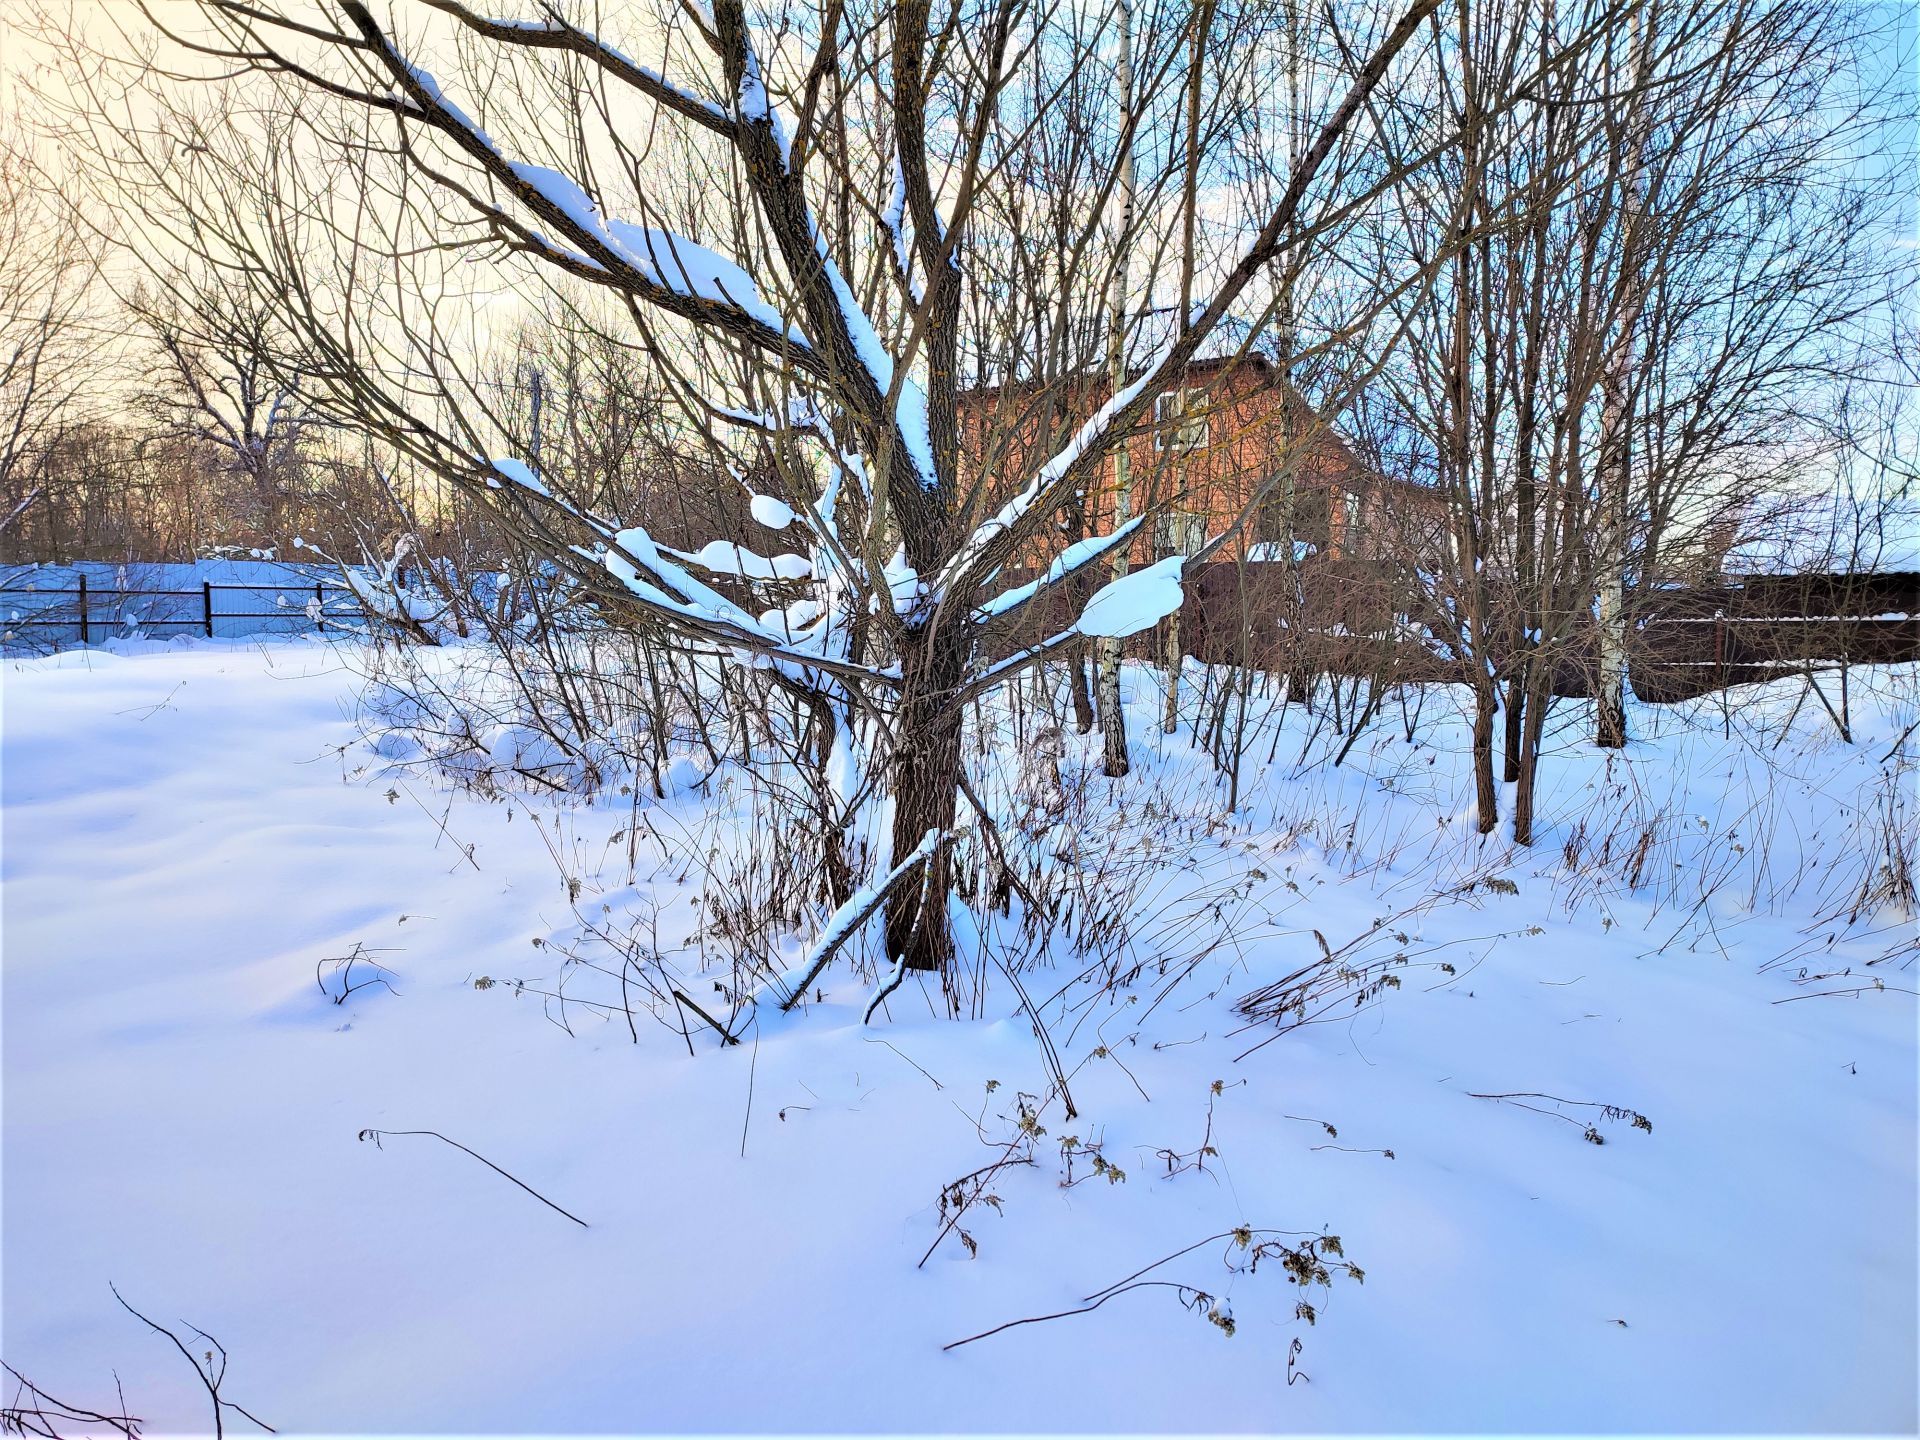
[749,494,796,529]
[480,456,550,497]
[974,518,1146,623]
[602,521,782,634]
[505,163,802,344]
[766,827,944,1010]
[339,6,817,367]
[944,555,1189,714]
[732,25,793,165]
[698,2,937,494]
[580,508,884,693]
[665,540,812,581]
[1073,555,1186,639]
[881,152,924,304]
[939,323,1185,594]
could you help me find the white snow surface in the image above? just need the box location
[3,640,1915,1433]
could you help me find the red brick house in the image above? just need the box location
[957,352,1436,572]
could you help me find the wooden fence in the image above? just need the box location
[1117,562,1918,702]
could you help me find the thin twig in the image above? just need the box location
[864,1035,944,1090]
[110,1283,275,1437]
[942,1280,1195,1351]
[740,1015,759,1158]
[357,1127,589,1227]
[671,987,740,1045]
[0,1360,142,1439]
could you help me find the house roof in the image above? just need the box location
[957,349,1286,408]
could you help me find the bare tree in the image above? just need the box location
[0,122,95,542]
[128,271,319,552]
[47,0,1634,981]
[1354,0,1908,840]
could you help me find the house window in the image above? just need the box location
[1289,488,1331,554]
[1154,390,1208,453]
[1337,492,1362,555]
[1156,509,1207,557]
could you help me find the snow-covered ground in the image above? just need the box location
[3,637,1914,1433]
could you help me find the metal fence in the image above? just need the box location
[6,568,1912,702]
[0,578,365,647]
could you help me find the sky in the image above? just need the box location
[2,0,1916,518]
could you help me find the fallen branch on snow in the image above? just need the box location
[357,1127,590,1228]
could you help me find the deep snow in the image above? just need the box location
[2,638,1914,1433]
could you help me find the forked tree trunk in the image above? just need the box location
[1512,658,1554,846]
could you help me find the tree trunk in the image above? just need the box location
[1068,646,1096,734]
[1594,10,1648,752]
[1502,674,1525,782]
[884,627,965,973]
[1095,0,1136,778]
[1595,560,1628,747]
[1472,667,1499,835]
[1096,445,1133,776]
[1512,661,1553,845]
[810,694,858,909]
[1161,0,1212,744]
[1595,351,1632,749]
[1161,614,1182,734]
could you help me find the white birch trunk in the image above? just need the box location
[1096,0,1137,778]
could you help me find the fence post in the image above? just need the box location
[77,573,88,645]
[315,582,325,630]
[203,581,214,638]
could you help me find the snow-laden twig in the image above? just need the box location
[973,518,1145,623]
[863,951,910,1025]
[771,827,942,1010]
